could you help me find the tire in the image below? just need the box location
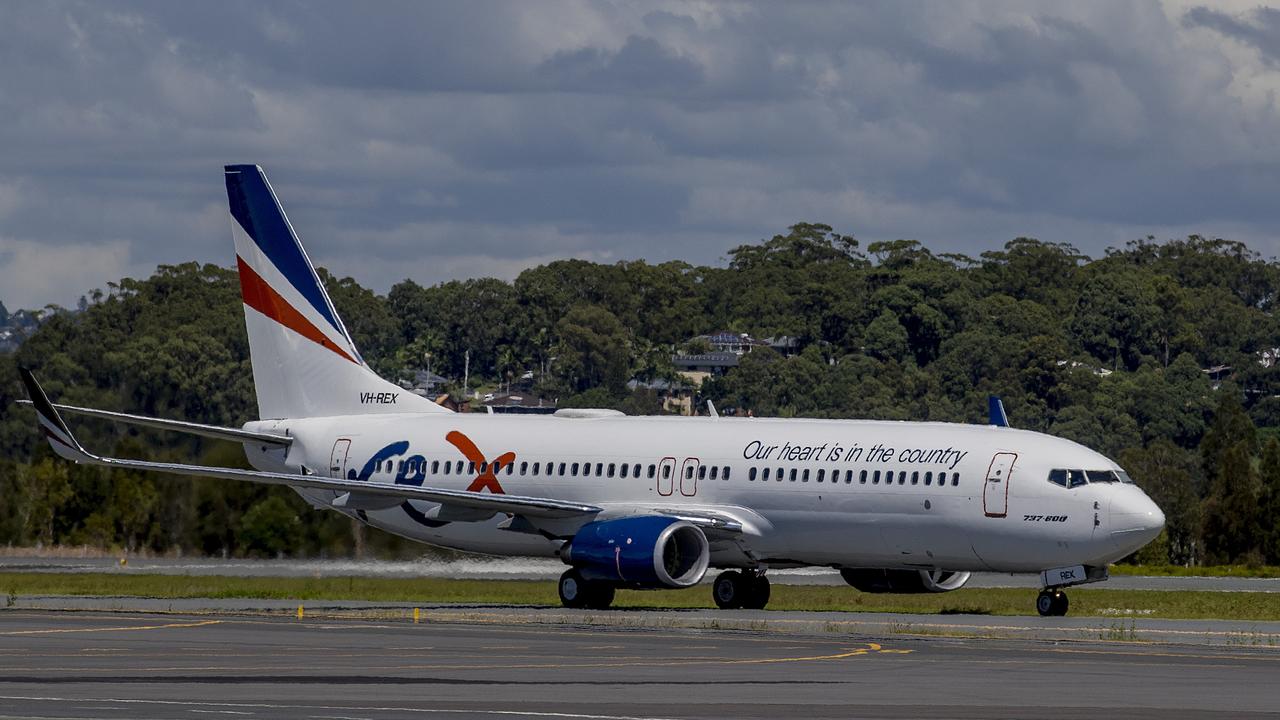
[1036,590,1055,617]
[585,582,616,610]
[713,571,744,609]
[559,569,589,609]
[741,575,771,610]
[1051,591,1069,617]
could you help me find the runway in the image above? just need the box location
[4,555,1278,592]
[1,609,1277,719]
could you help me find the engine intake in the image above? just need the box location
[840,568,971,593]
[563,516,710,589]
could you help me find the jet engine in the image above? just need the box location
[840,568,971,593]
[562,516,710,589]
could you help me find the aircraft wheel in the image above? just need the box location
[559,569,589,609]
[585,582,616,610]
[1051,591,1069,617]
[713,571,745,609]
[741,575,771,610]
[1036,590,1055,617]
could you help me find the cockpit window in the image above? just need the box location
[1116,470,1135,484]
[1067,470,1087,488]
[1087,470,1120,483]
[1047,469,1067,487]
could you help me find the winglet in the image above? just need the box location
[19,368,92,462]
[988,395,1009,428]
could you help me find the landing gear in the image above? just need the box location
[1036,589,1069,617]
[558,569,615,610]
[711,570,771,610]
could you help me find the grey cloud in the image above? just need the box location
[1184,6,1280,66]
[5,1,1280,310]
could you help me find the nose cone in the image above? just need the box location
[1110,488,1165,553]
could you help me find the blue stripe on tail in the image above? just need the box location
[224,164,345,338]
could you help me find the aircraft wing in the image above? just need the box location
[15,399,292,446]
[19,368,599,520]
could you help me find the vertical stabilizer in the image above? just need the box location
[225,164,450,419]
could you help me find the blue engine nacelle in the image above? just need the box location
[562,516,710,589]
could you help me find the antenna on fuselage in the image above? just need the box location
[988,395,1009,428]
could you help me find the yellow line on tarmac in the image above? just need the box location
[0,620,222,636]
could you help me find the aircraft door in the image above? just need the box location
[983,452,1016,518]
[680,457,701,497]
[329,438,352,478]
[657,457,676,496]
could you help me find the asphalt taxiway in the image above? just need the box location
[1,608,1277,720]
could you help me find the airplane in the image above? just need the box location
[19,164,1165,617]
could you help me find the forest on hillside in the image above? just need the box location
[1,223,1279,566]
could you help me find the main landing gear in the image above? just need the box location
[558,568,615,610]
[1036,589,1069,617]
[712,570,771,610]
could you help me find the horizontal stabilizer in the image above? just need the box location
[16,399,291,446]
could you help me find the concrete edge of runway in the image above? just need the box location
[7,595,1280,649]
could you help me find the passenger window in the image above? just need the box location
[686,466,694,479]
[763,468,771,481]
[952,473,959,487]
[710,466,719,480]
[1048,469,1067,487]
[873,470,881,484]
[620,464,628,479]
[662,465,671,480]
[859,470,867,484]
[1068,470,1087,488]
[633,463,641,477]
[750,467,758,481]
[698,465,707,480]
[790,468,797,482]
[532,462,540,475]
[817,469,825,483]
[648,464,656,479]
[723,466,731,480]
[911,471,919,485]
[924,471,933,486]
[506,462,514,475]
[607,463,615,478]
[431,460,440,474]
[519,461,528,475]
[802,469,810,482]
[898,471,907,485]
[571,462,580,477]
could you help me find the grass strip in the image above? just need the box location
[1112,564,1280,578]
[2,572,1279,621]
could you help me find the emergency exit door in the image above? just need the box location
[329,439,351,479]
[983,452,1016,518]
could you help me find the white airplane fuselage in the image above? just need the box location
[244,412,1164,574]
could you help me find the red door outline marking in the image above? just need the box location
[983,452,1017,518]
[680,457,701,497]
[657,457,676,496]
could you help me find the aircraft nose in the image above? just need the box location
[1110,489,1165,551]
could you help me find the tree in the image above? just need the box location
[553,305,631,395]
[1260,437,1280,564]
[1202,441,1262,564]
[863,310,909,363]
[238,496,302,558]
[18,459,72,546]
[1119,440,1201,565]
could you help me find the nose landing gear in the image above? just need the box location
[1036,589,1069,617]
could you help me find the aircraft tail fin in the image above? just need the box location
[224,165,451,419]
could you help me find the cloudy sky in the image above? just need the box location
[3,0,1280,309]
